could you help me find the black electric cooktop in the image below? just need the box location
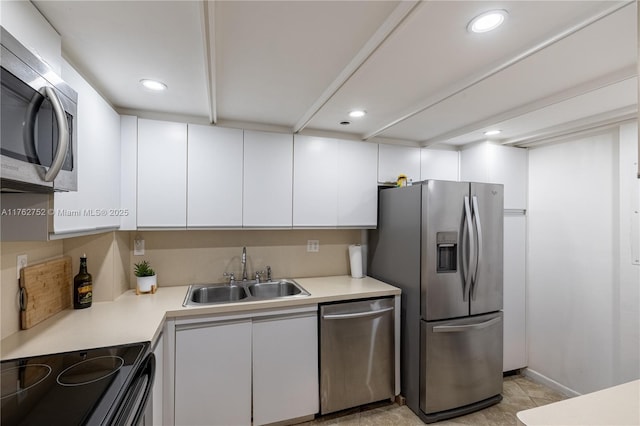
[1,342,148,426]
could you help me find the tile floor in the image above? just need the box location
[302,375,567,425]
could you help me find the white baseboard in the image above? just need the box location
[522,368,581,398]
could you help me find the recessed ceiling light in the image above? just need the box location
[348,110,366,118]
[468,10,507,33]
[140,79,167,91]
[484,129,502,136]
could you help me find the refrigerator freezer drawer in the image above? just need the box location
[320,298,395,414]
[420,312,503,415]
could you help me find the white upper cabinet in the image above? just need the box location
[137,119,187,227]
[187,124,243,227]
[338,140,378,227]
[119,116,137,231]
[378,144,421,184]
[293,136,377,228]
[53,59,121,235]
[293,136,339,227]
[421,148,459,181]
[243,130,293,227]
[460,143,527,210]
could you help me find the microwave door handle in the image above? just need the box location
[42,86,70,182]
[23,90,45,170]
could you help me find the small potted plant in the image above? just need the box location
[134,260,157,295]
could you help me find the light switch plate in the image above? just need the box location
[307,240,319,252]
[134,238,145,256]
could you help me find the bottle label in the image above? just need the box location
[77,282,93,306]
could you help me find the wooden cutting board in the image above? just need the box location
[19,256,73,330]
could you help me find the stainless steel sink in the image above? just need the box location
[247,279,310,299]
[183,279,310,307]
[185,284,248,305]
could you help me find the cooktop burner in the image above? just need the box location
[1,342,148,426]
[57,355,124,386]
[1,364,52,399]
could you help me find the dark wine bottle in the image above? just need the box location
[73,254,93,309]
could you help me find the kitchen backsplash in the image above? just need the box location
[128,229,361,287]
[1,228,361,340]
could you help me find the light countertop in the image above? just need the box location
[516,379,640,426]
[1,275,400,360]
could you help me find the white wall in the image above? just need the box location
[0,0,62,74]
[527,123,639,395]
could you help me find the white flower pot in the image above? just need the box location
[136,275,157,294]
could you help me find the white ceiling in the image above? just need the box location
[33,0,637,148]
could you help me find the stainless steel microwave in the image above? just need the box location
[1,26,77,192]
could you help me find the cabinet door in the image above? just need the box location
[137,119,187,227]
[175,320,252,426]
[460,143,527,210]
[293,135,338,227]
[503,214,527,371]
[187,124,243,227]
[253,313,319,425]
[338,140,378,227]
[54,59,121,234]
[378,144,421,183]
[421,148,459,181]
[120,116,137,231]
[489,145,527,210]
[459,144,488,183]
[243,130,293,227]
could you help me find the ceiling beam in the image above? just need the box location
[292,0,420,134]
[503,106,637,148]
[420,66,638,147]
[200,0,217,124]
[363,0,636,141]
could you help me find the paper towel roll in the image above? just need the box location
[349,244,364,278]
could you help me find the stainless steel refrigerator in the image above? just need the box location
[368,180,503,423]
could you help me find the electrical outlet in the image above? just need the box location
[307,240,319,252]
[17,254,27,279]
[134,238,145,256]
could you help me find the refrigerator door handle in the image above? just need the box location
[463,196,476,302]
[432,316,501,333]
[471,195,484,300]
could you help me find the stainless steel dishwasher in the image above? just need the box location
[320,297,395,414]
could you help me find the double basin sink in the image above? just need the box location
[183,279,310,307]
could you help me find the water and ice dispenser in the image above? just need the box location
[436,231,458,273]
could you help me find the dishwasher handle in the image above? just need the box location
[322,306,394,320]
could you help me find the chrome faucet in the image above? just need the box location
[241,246,248,281]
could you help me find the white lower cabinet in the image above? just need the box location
[171,306,318,426]
[174,319,252,426]
[253,313,319,425]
